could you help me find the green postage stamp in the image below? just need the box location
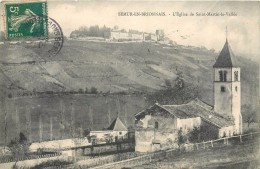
[4,1,48,39]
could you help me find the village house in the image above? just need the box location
[90,117,128,144]
[134,39,242,152]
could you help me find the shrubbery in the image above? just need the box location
[30,159,72,169]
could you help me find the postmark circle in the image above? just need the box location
[45,17,64,56]
[34,16,64,57]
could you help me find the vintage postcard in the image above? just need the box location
[0,0,259,169]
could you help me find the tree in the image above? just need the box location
[32,88,37,95]
[8,132,30,159]
[90,87,98,94]
[8,93,12,98]
[84,129,91,138]
[85,87,89,94]
[189,127,200,143]
[164,79,172,88]
[175,70,184,89]
[177,128,185,149]
[146,82,199,105]
[76,127,83,137]
[242,104,257,128]
[78,88,84,94]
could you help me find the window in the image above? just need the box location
[219,70,227,82]
[119,132,122,135]
[235,86,238,92]
[155,121,159,129]
[223,71,227,82]
[219,71,223,81]
[234,71,238,81]
[221,86,225,92]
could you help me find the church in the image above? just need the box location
[134,39,243,152]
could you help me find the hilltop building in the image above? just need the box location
[110,30,143,41]
[156,29,164,41]
[109,29,164,42]
[134,39,242,152]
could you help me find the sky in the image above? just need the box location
[47,1,259,61]
[1,1,259,61]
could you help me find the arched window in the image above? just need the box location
[235,86,238,92]
[223,71,227,81]
[219,70,228,82]
[155,121,159,129]
[219,71,223,81]
[234,71,238,81]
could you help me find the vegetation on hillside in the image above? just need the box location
[70,25,112,38]
[70,25,145,38]
[242,104,258,129]
[146,72,201,105]
[29,160,72,169]
[0,40,258,108]
[8,132,30,159]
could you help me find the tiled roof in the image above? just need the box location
[107,117,127,131]
[213,40,238,68]
[135,98,234,128]
[161,99,233,128]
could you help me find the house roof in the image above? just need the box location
[107,117,127,131]
[135,98,234,128]
[213,40,238,68]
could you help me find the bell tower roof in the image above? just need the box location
[213,39,238,68]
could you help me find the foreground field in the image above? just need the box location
[133,141,259,169]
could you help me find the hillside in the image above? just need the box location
[0,39,259,144]
[0,40,258,106]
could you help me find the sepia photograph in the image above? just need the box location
[0,0,259,168]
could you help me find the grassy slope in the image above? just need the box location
[1,40,259,105]
[0,40,259,144]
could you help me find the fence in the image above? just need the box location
[84,132,260,169]
[0,152,61,164]
[1,132,259,168]
[75,152,140,168]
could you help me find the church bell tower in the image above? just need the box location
[213,38,242,134]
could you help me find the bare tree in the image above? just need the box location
[89,106,93,129]
[15,107,20,137]
[70,102,75,138]
[242,104,257,128]
[50,114,53,141]
[106,99,111,125]
[39,114,42,142]
[59,100,65,139]
[26,107,31,143]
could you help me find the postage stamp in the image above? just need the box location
[4,1,48,38]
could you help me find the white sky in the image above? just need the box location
[1,1,260,60]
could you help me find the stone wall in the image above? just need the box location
[135,129,178,152]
